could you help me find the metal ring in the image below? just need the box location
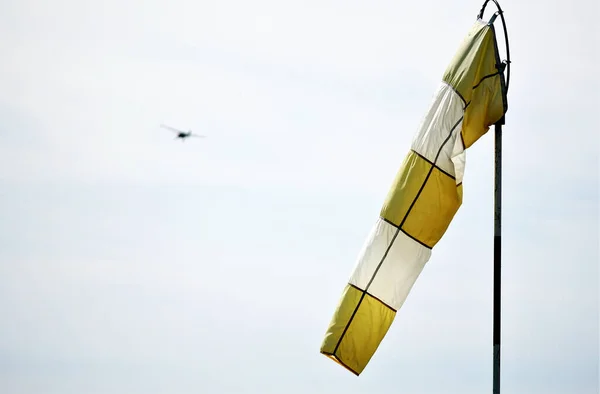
[478,0,511,92]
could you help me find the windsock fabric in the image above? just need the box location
[320,18,508,376]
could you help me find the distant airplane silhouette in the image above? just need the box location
[160,124,206,141]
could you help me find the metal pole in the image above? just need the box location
[493,120,502,394]
[479,3,509,393]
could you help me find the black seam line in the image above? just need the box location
[400,227,432,250]
[464,70,503,115]
[331,228,401,355]
[457,182,463,187]
[320,352,360,376]
[380,217,399,228]
[448,73,501,112]
[490,21,508,115]
[410,149,456,180]
[400,115,464,228]
[331,114,465,356]
[348,283,397,312]
[442,80,467,109]
[473,71,500,90]
[380,217,432,250]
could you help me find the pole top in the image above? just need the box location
[477,0,511,93]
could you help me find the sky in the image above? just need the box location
[0,0,598,393]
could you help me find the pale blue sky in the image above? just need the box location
[0,0,598,393]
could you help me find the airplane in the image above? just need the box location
[160,124,206,141]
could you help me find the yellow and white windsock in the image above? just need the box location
[320,18,508,376]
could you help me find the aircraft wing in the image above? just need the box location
[160,124,185,134]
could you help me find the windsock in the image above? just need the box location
[320,17,508,376]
